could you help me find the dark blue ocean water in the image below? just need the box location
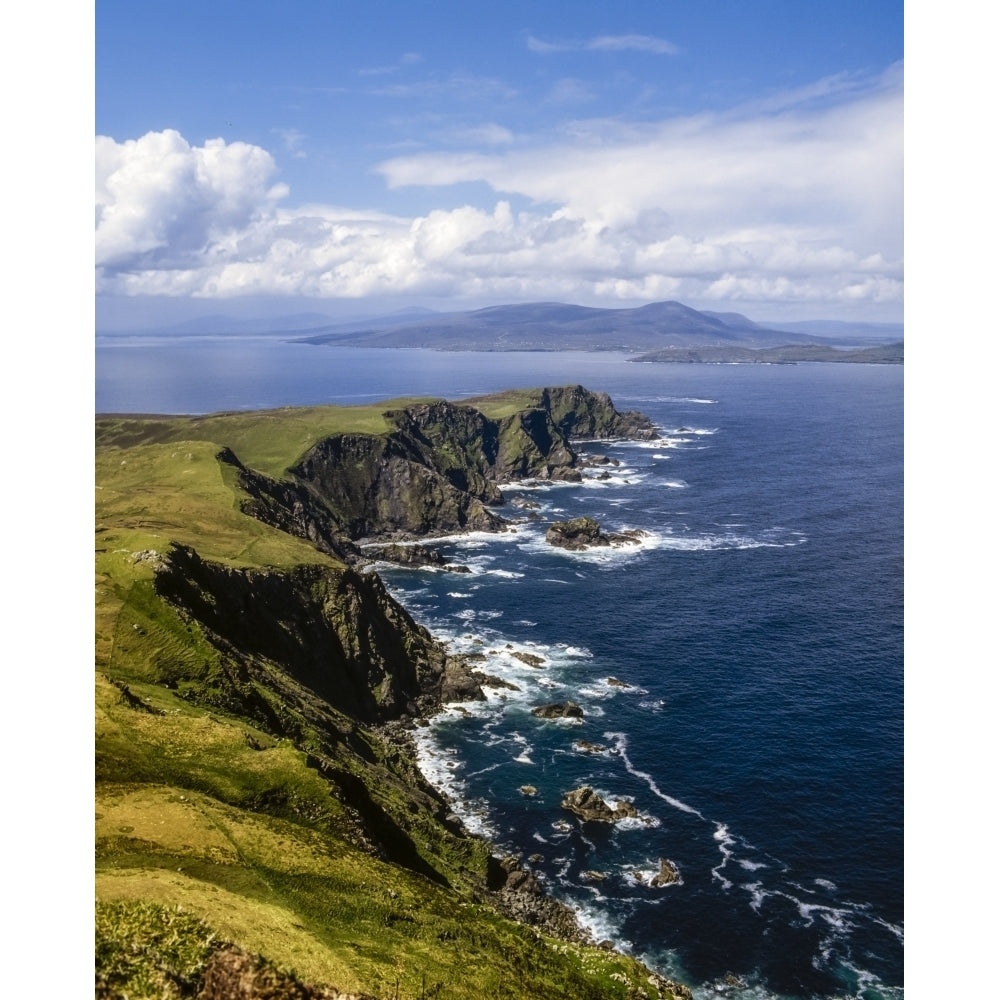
[97,339,903,1000]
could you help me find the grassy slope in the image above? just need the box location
[95,400,681,1000]
[97,398,436,479]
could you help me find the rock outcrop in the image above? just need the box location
[486,855,592,944]
[363,542,471,573]
[545,516,648,551]
[561,786,639,824]
[650,858,681,886]
[531,701,584,719]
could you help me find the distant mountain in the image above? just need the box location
[294,300,900,353]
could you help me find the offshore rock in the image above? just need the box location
[545,516,647,551]
[650,858,681,886]
[561,786,639,824]
[364,542,471,573]
[531,701,584,719]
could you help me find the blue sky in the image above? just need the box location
[95,1,904,327]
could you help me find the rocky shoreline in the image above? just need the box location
[99,386,698,999]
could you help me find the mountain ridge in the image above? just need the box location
[293,300,901,352]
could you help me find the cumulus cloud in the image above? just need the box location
[95,69,902,312]
[96,129,287,272]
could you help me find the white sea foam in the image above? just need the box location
[578,685,613,700]
[645,528,806,552]
[608,732,704,817]
[580,472,647,488]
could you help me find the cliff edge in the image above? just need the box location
[95,387,690,1000]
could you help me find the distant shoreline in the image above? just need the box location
[628,343,903,365]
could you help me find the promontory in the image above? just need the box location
[96,386,694,1000]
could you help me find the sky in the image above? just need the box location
[5,4,999,993]
[94,0,905,328]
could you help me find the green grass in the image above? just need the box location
[96,675,671,999]
[97,398,442,479]
[456,388,550,421]
[95,401,688,1000]
[96,900,222,999]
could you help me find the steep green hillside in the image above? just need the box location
[96,389,688,999]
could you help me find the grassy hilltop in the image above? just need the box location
[95,389,687,1000]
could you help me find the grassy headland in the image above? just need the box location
[96,390,687,1000]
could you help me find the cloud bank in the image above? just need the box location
[96,68,901,312]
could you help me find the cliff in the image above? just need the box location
[95,387,689,1000]
[287,385,655,542]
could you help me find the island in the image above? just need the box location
[96,386,692,1000]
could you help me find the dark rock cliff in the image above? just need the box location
[217,446,362,563]
[536,385,658,440]
[153,543,465,724]
[282,385,656,545]
[291,427,506,540]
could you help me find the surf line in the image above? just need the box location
[604,731,745,885]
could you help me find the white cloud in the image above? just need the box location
[376,73,902,252]
[525,32,680,55]
[95,69,902,314]
[96,129,285,271]
[586,34,680,55]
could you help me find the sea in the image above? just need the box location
[97,336,904,1000]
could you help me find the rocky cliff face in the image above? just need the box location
[280,385,656,545]
[217,446,362,563]
[291,429,507,540]
[536,385,658,440]
[153,543,466,725]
